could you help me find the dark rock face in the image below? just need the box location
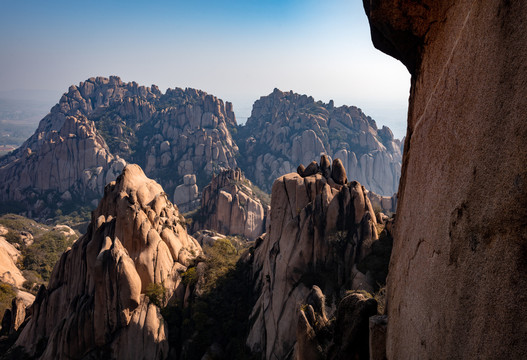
[236,88,402,195]
[369,315,388,360]
[364,1,527,359]
[302,161,320,177]
[331,158,347,185]
[320,154,331,179]
[0,76,238,218]
[296,291,378,360]
[329,293,378,360]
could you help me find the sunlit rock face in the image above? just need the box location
[15,164,202,359]
[236,88,402,196]
[0,76,238,217]
[192,168,268,240]
[364,1,527,359]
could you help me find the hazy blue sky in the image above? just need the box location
[0,0,410,138]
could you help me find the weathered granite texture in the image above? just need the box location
[14,165,202,359]
[364,1,527,358]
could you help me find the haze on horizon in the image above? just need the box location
[0,0,410,139]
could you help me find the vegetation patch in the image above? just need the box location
[19,228,76,282]
[0,283,16,317]
[145,283,166,307]
[0,215,78,288]
[161,237,258,359]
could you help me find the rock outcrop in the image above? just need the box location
[0,227,26,288]
[236,89,402,195]
[365,190,397,214]
[296,291,378,360]
[173,174,200,213]
[13,164,202,359]
[0,76,238,218]
[247,157,380,359]
[192,168,267,240]
[1,294,35,335]
[364,1,527,359]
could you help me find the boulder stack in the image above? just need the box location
[247,157,379,358]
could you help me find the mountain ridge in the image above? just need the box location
[0,77,401,223]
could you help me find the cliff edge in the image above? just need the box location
[364,1,527,358]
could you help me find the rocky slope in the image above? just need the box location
[247,156,382,359]
[236,89,402,195]
[191,168,268,240]
[0,215,77,324]
[364,1,527,358]
[0,76,238,218]
[0,114,126,217]
[12,164,202,359]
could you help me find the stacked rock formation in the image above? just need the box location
[364,1,527,359]
[173,174,199,213]
[13,164,202,359]
[0,76,238,218]
[247,156,379,358]
[192,168,267,240]
[237,89,402,195]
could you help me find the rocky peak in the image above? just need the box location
[247,156,380,358]
[0,113,126,217]
[236,89,402,195]
[13,164,202,359]
[191,168,268,240]
[0,76,239,218]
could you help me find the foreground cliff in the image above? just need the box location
[12,164,202,359]
[364,1,527,358]
[247,156,382,359]
[236,89,402,195]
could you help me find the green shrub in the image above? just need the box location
[0,283,16,316]
[345,289,373,299]
[374,287,386,315]
[182,267,197,286]
[4,230,21,245]
[160,237,257,359]
[19,230,75,282]
[145,283,166,307]
[0,214,44,235]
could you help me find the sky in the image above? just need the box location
[0,0,411,139]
